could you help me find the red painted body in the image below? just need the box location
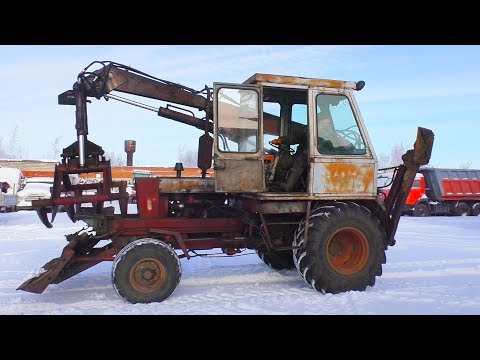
[136,178,166,218]
[405,174,425,206]
[381,169,480,216]
[441,178,480,201]
[408,172,480,203]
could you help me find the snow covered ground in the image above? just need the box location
[1,207,480,315]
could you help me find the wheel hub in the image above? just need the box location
[130,258,166,293]
[327,227,369,276]
[141,268,155,281]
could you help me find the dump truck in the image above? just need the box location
[17,61,434,303]
[406,167,480,216]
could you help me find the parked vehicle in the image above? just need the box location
[378,167,480,216]
[409,167,480,216]
[17,60,434,303]
[0,167,24,213]
[377,171,394,202]
[16,177,54,210]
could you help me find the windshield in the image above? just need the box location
[316,94,366,155]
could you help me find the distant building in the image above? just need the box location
[0,159,57,177]
[0,159,211,180]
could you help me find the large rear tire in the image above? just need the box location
[293,201,387,294]
[112,238,181,304]
[454,202,471,216]
[256,246,295,270]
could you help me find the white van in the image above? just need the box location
[0,167,24,212]
[16,176,54,210]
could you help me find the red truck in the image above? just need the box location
[379,167,480,217]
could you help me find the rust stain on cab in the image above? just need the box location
[324,163,374,193]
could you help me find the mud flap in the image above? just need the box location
[16,240,77,294]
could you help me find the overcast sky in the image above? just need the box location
[0,45,478,168]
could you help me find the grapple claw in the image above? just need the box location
[51,205,59,223]
[35,207,53,229]
[65,204,76,222]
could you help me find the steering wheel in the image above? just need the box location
[268,140,295,155]
[337,126,363,149]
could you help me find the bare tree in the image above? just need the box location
[377,153,391,169]
[0,137,10,159]
[50,136,62,160]
[7,125,24,159]
[389,142,406,167]
[459,162,472,169]
[105,151,126,166]
[177,145,197,166]
[42,136,63,160]
[377,142,408,169]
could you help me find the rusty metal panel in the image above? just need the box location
[215,159,264,192]
[312,161,376,195]
[243,73,358,90]
[136,178,160,218]
[158,177,215,193]
[110,217,244,235]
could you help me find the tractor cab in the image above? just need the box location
[212,73,377,199]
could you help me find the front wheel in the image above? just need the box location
[413,202,430,217]
[112,238,181,304]
[293,201,387,294]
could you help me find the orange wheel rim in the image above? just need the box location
[327,227,369,275]
[129,258,166,293]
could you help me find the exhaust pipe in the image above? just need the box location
[124,140,136,166]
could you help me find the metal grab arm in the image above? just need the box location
[385,127,434,246]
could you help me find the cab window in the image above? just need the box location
[316,94,366,155]
[217,88,260,153]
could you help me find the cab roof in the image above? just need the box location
[243,73,362,90]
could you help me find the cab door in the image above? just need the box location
[309,88,377,198]
[213,83,264,192]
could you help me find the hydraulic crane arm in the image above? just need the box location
[58,61,281,151]
[57,61,220,169]
[59,61,212,112]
